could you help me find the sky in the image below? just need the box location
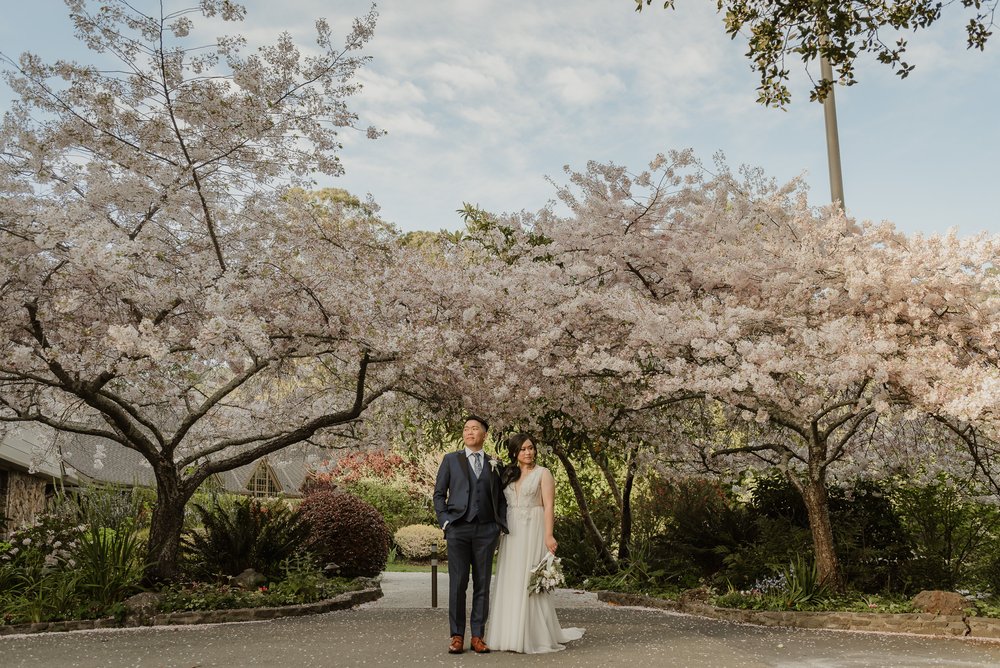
[1,1,998,238]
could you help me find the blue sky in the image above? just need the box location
[2,1,998,238]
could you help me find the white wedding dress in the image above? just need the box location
[484,466,585,653]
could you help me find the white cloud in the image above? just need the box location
[2,0,996,238]
[545,66,626,106]
[355,70,427,107]
[365,110,437,137]
[455,105,508,129]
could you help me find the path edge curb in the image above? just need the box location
[596,590,1000,640]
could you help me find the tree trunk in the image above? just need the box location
[617,443,639,563]
[798,475,844,591]
[589,445,623,510]
[552,446,618,572]
[144,467,191,584]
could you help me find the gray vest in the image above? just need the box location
[463,455,495,523]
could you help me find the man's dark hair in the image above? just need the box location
[464,414,489,432]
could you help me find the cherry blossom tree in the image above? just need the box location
[418,151,998,587]
[0,1,398,581]
[389,193,701,571]
[543,153,1000,587]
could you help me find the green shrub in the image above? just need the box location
[393,524,445,560]
[0,513,86,576]
[749,474,913,593]
[269,553,330,603]
[75,526,144,608]
[777,553,830,608]
[182,496,308,580]
[345,478,436,533]
[157,576,365,612]
[893,476,1000,592]
[64,483,153,534]
[582,542,675,597]
[643,476,760,588]
[298,488,390,578]
[158,581,270,612]
[0,512,141,624]
[552,508,618,585]
[1,567,85,624]
[828,480,912,593]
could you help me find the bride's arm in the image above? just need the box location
[541,468,558,554]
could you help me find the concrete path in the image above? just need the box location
[3,572,1000,667]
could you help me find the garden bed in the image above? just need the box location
[597,590,1000,640]
[0,584,381,637]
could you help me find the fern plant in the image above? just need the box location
[183,496,308,580]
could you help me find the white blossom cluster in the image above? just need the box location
[527,553,565,595]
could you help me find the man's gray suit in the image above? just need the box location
[434,450,508,639]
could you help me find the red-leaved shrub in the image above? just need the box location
[298,488,390,577]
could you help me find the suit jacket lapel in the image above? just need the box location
[456,451,472,489]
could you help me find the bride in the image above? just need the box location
[484,433,584,653]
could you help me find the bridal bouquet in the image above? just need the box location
[527,552,565,595]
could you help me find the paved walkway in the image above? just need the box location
[3,572,1000,666]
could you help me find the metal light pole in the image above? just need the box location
[819,43,846,209]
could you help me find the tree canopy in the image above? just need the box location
[637,0,997,106]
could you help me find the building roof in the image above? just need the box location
[0,424,78,484]
[2,424,338,497]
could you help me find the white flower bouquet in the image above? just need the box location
[527,551,565,595]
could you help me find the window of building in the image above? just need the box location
[246,461,281,498]
[199,473,224,492]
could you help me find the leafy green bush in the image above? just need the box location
[893,475,1000,592]
[643,476,761,588]
[777,554,830,608]
[582,543,677,598]
[1,567,85,624]
[298,488,390,578]
[552,508,618,585]
[64,483,153,534]
[345,478,436,533]
[268,553,332,602]
[157,575,363,612]
[749,474,912,593]
[393,524,445,560]
[75,526,145,608]
[182,496,308,580]
[0,513,99,624]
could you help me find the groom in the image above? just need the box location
[434,415,508,654]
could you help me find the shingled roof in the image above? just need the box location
[56,433,337,497]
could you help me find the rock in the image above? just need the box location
[123,591,163,626]
[911,590,969,616]
[232,568,267,590]
[680,586,712,604]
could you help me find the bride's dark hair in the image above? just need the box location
[500,432,534,488]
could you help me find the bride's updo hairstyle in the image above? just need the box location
[500,432,534,488]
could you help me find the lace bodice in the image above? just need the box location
[504,466,544,508]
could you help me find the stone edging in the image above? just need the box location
[0,586,382,637]
[597,591,1000,640]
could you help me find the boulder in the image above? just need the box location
[680,586,712,605]
[911,590,969,616]
[123,591,163,626]
[231,568,267,590]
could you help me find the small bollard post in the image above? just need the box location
[431,542,438,608]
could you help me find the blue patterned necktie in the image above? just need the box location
[472,452,482,478]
